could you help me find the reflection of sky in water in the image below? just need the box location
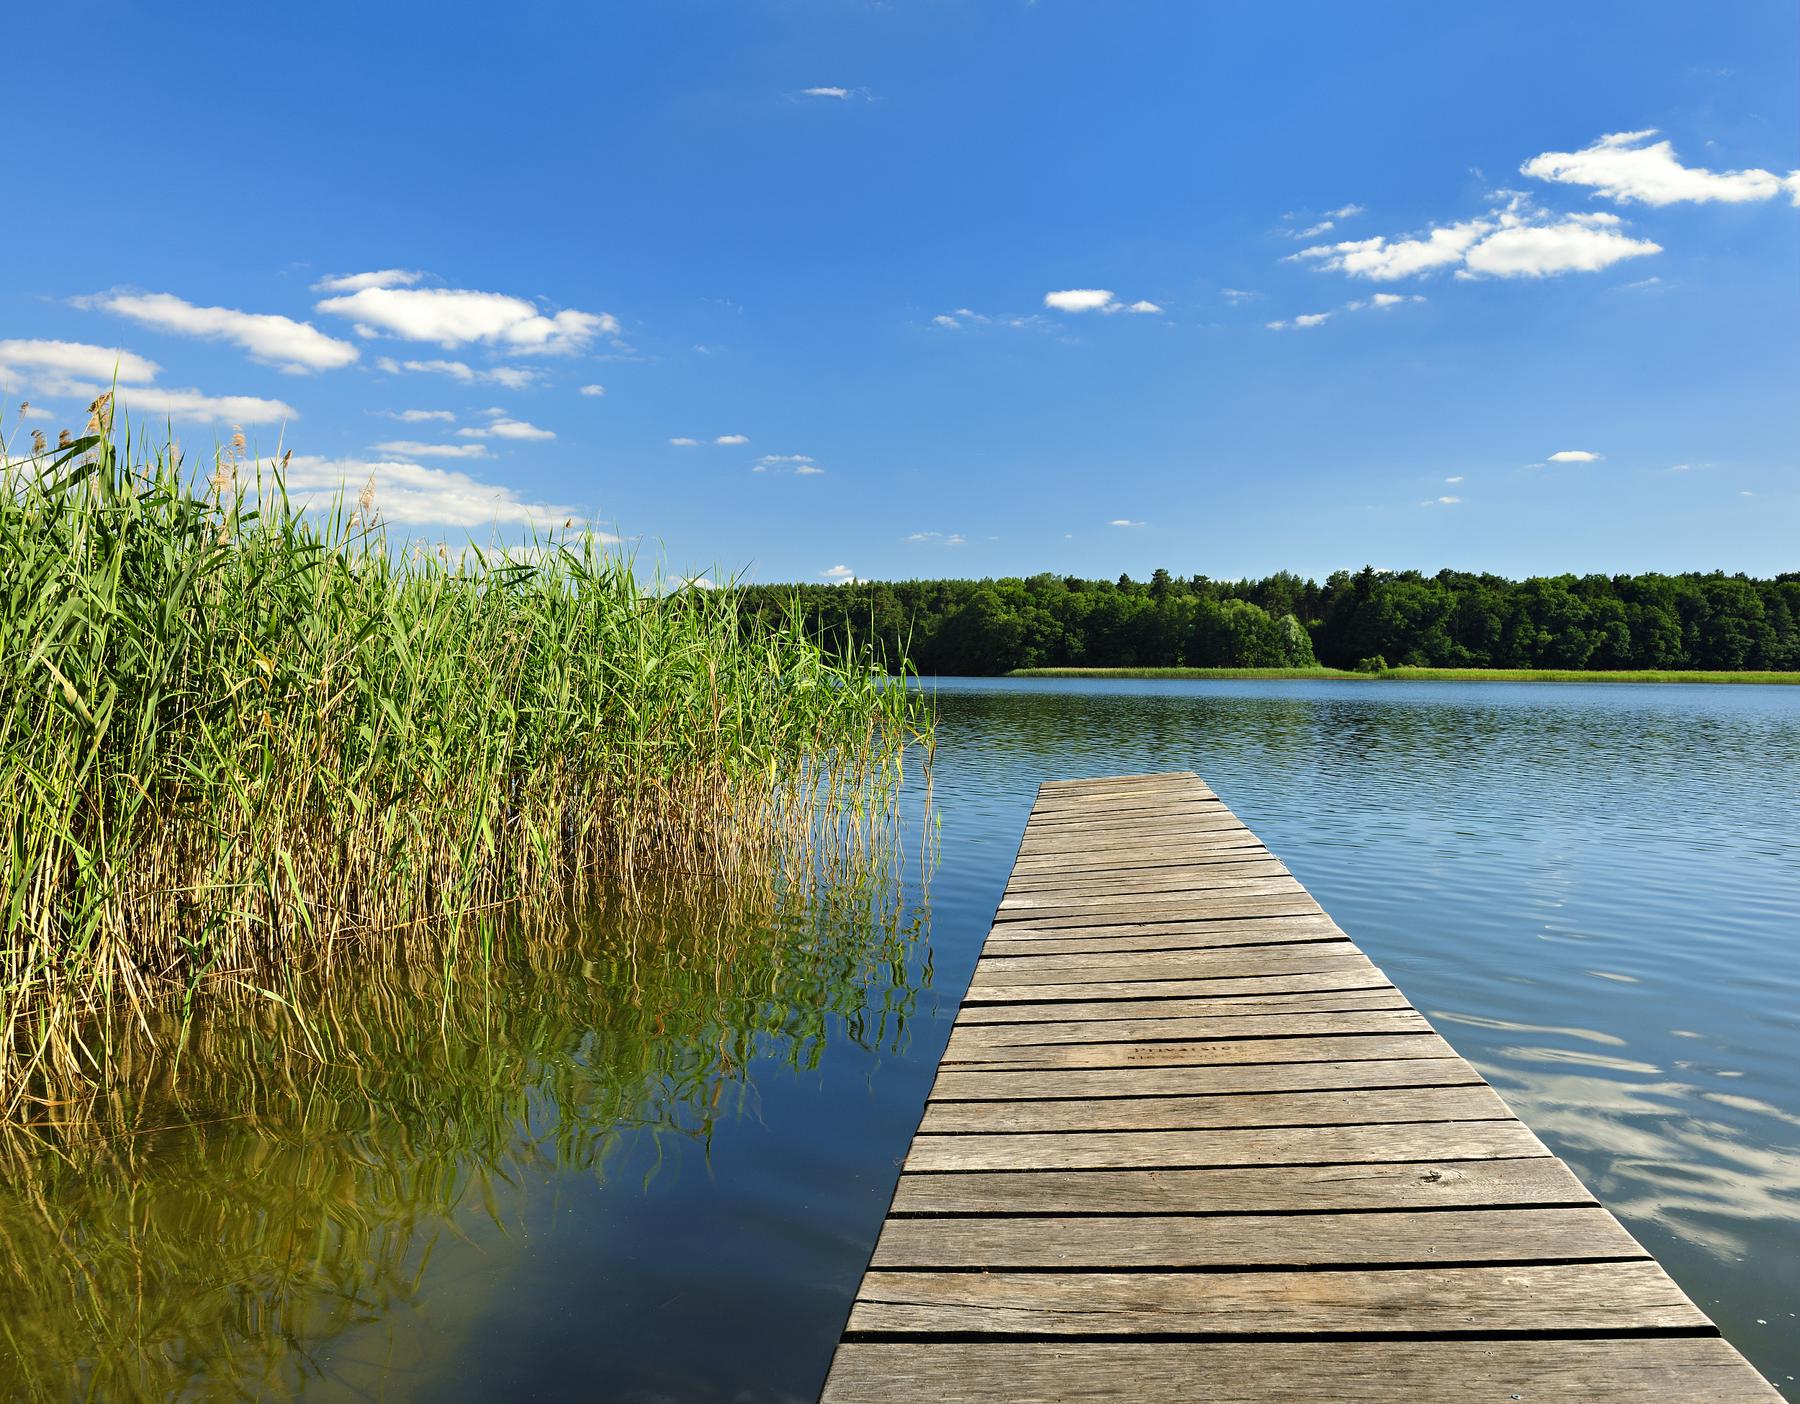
[924,679,1800,1381]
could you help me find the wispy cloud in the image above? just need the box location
[1547,449,1602,463]
[458,411,555,442]
[802,86,849,99]
[715,433,749,445]
[579,383,606,397]
[317,281,617,355]
[906,530,967,545]
[374,439,491,459]
[1294,199,1659,281]
[311,269,425,294]
[1108,518,1145,528]
[1220,288,1259,304]
[1445,474,1465,483]
[0,338,293,423]
[75,290,360,373]
[1523,130,1800,207]
[283,455,583,528]
[374,356,541,389]
[669,437,700,447]
[755,453,824,476]
[1421,495,1463,506]
[381,408,456,423]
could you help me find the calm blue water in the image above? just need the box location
[10,679,1796,1400]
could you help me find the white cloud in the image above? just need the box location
[715,433,749,445]
[0,338,160,383]
[1445,475,1465,483]
[1045,289,1118,313]
[78,291,359,373]
[1268,312,1333,330]
[107,384,297,424]
[311,269,425,293]
[1428,495,1462,505]
[1297,200,1660,281]
[282,456,583,528]
[669,436,700,447]
[317,284,617,355]
[906,530,967,545]
[375,440,491,459]
[1369,293,1412,308]
[383,408,455,423]
[1328,203,1365,219]
[1220,288,1259,304]
[1462,215,1660,278]
[802,86,849,99]
[820,564,858,582]
[1108,518,1145,527]
[1294,220,1335,239]
[755,454,823,476]
[1522,130,1800,207]
[1548,450,1602,463]
[1126,300,1163,314]
[375,356,541,388]
[933,314,961,328]
[459,417,555,441]
[579,383,606,397]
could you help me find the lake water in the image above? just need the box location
[4,679,1796,1400]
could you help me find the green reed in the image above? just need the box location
[0,406,932,1112]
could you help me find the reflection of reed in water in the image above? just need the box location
[0,865,927,1403]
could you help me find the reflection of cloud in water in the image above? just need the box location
[1430,1009,1627,1046]
[1492,1069,1800,1262]
[1493,1044,1661,1075]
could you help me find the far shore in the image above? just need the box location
[1004,666,1800,685]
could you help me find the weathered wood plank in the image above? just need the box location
[927,1056,1479,1101]
[888,1157,1587,1216]
[847,1260,1709,1336]
[1005,862,1294,896]
[1010,842,1272,875]
[972,946,1369,981]
[983,928,1344,957]
[946,1031,1458,1070]
[903,1119,1551,1172]
[869,1207,1646,1270]
[986,915,1340,948]
[962,971,1401,1006]
[918,1084,1513,1134]
[999,877,1311,913]
[956,990,1412,1025]
[993,898,1329,931]
[945,1010,1429,1051]
[822,1339,1781,1403]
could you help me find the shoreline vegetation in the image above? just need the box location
[1005,666,1800,684]
[741,567,1800,676]
[0,410,931,1115]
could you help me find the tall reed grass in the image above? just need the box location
[0,404,931,1112]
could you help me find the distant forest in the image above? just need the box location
[737,569,1800,675]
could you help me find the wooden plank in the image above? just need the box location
[903,1119,1551,1172]
[956,991,1412,1025]
[986,916,1341,948]
[888,1157,1590,1216]
[945,1011,1429,1051]
[918,1085,1513,1134]
[983,929,1344,957]
[926,1056,1480,1100]
[972,947,1369,981]
[1010,842,1272,875]
[963,971,1401,1006]
[823,1339,1781,1403]
[1019,821,1251,850]
[948,1031,1459,1070]
[868,1207,1647,1270]
[846,1261,1710,1337]
[993,899,1328,931]
[1007,859,1292,890]
[999,878,1311,913]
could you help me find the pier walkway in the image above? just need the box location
[822,772,1776,1402]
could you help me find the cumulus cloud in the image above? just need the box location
[1126,300,1163,314]
[311,269,425,293]
[669,436,700,447]
[374,439,491,459]
[1296,201,1659,281]
[820,564,859,583]
[375,356,540,388]
[0,338,294,423]
[1045,289,1119,313]
[282,455,583,528]
[715,433,749,445]
[0,338,160,384]
[755,454,823,475]
[579,383,606,397]
[317,283,617,355]
[1522,130,1800,207]
[1548,449,1602,462]
[1267,312,1333,330]
[77,291,359,373]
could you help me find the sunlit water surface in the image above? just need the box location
[3,679,1796,1399]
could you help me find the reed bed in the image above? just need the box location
[0,407,932,1113]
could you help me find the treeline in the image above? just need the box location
[736,568,1800,675]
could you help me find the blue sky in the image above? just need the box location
[6,1,1797,583]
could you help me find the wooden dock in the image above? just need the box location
[822,772,1777,1402]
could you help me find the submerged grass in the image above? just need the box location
[0,407,932,1113]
